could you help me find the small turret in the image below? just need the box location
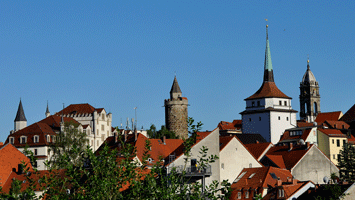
[45,101,50,117]
[170,76,182,99]
[14,99,27,132]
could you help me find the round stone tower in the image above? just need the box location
[164,76,189,139]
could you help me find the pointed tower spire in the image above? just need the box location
[14,99,27,131]
[45,101,50,117]
[15,99,27,122]
[263,23,274,82]
[170,76,182,99]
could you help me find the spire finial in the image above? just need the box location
[265,18,268,40]
[307,54,310,69]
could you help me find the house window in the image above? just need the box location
[34,149,38,155]
[48,149,51,156]
[279,189,284,197]
[20,136,27,144]
[333,154,335,159]
[221,163,224,169]
[9,137,14,144]
[102,114,105,120]
[259,117,261,121]
[332,139,334,144]
[337,139,340,147]
[279,101,282,105]
[284,101,287,106]
[97,140,99,147]
[257,101,260,107]
[97,129,99,135]
[343,140,346,146]
[101,125,104,131]
[249,163,252,168]
[249,118,251,122]
[334,124,337,128]
[34,136,39,143]
[338,154,340,161]
[278,116,281,120]
[245,191,249,198]
[238,192,241,199]
[51,135,55,143]
[47,135,50,142]
[252,101,255,107]
[286,117,289,121]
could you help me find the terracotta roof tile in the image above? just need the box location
[244,142,272,160]
[55,103,96,116]
[235,134,267,144]
[323,120,349,129]
[279,129,312,142]
[265,144,313,170]
[340,104,355,122]
[265,155,286,169]
[315,111,343,124]
[245,82,291,100]
[218,120,242,131]
[0,144,33,188]
[297,121,315,127]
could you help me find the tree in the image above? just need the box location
[1,118,231,199]
[48,121,89,168]
[147,124,178,139]
[337,142,355,182]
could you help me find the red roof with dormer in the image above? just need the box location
[314,111,343,124]
[55,103,105,116]
[323,120,349,129]
[318,128,347,138]
[279,129,313,143]
[245,82,291,100]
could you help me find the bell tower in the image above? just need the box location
[299,59,320,122]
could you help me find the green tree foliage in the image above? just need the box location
[0,118,231,199]
[337,142,355,182]
[147,124,178,139]
[49,121,89,168]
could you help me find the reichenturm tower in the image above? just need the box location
[240,24,297,144]
[164,76,188,139]
[299,59,320,122]
[14,99,27,132]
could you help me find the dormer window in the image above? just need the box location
[284,101,287,106]
[51,135,56,143]
[20,136,27,144]
[34,135,39,143]
[278,189,284,197]
[252,102,255,107]
[257,101,260,107]
[9,137,14,144]
[47,135,50,142]
[279,101,282,106]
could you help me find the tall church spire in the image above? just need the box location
[45,101,50,117]
[263,24,274,82]
[14,99,27,131]
[15,99,27,122]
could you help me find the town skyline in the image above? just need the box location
[1,1,355,142]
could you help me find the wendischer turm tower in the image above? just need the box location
[164,77,189,139]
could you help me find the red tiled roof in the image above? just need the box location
[245,82,291,100]
[297,121,314,127]
[340,104,355,122]
[0,144,33,188]
[39,115,79,128]
[219,136,234,151]
[347,134,355,145]
[55,103,96,115]
[265,144,313,170]
[323,120,349,129]
[262,181,313,200]
[244,142,273,160]
[230,166,294,199]
[315,111,343,124]
[318,128,347,138]
[218,120,242,131]
[279,129,312,142]
[265,155,286,169]
[95,108,104,113]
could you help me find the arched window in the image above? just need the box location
[314,102,318,114]
[306,103,309,113]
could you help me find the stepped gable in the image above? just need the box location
[314,111,342,124]
[245,82,291,100]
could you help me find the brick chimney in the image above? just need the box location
[292,177,297,185]
[289,143,293,151]
[162,136,166,145]
[277,178,282,186]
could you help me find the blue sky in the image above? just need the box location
[1,1,354,142]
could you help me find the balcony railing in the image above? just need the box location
[167,165,212,176]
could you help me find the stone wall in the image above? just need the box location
[164,98,188,139]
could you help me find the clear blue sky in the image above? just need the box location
[1,1,355,142]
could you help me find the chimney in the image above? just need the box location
[306,142,310,149]
[289,143,293,151]
[292,177,297,185]
[277,178,282,186]
[162,136,166,145]
[18,164,24,174]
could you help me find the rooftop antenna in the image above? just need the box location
[131,118,134,131]
[120,118,123,129]
[134,107,137,131]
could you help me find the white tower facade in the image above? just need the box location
[241,25,297,144]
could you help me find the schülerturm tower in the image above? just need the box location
[164,76,189,139]
[14,99,27,132]
[300,59,320,122]
[240,24,297,144]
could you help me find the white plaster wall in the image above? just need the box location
[18,146,50,171]
[168,129,220,186]
[271,98,292,109]
[306,127,318,145]
[219,138,262,184]
[270,112,297,144]
[242,112,271,142]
